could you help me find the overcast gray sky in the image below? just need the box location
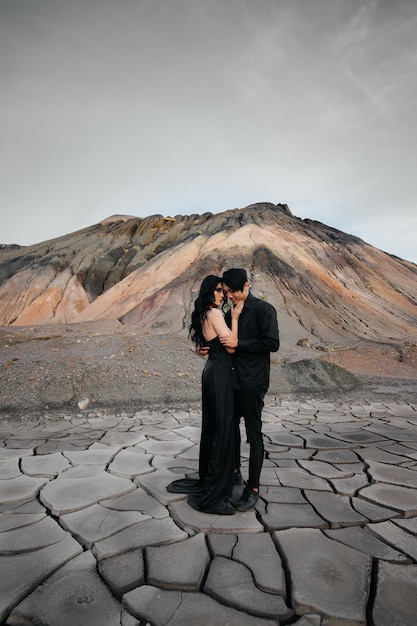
[1,0,416,263]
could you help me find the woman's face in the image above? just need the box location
[212,282,225,308]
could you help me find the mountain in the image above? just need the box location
[1,202,416,350]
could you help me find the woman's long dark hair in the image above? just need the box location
[189,275,222,348]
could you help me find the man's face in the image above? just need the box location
[222,282,249,305]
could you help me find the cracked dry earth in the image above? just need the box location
[1,399,417,626]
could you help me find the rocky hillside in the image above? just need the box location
[1,203,416,349]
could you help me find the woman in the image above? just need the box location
[167,275,242,515]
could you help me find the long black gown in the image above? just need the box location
[166,336,235,514]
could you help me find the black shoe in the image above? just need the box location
[187,495,235,516]
[210,503,236,516]
[235,486,259,511]
[233,471,244,485]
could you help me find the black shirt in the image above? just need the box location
[225,292,279,390]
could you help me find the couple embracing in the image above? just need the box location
[167,268,279,515]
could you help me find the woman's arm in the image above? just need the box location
[205,308,240,354]
[218,302,243,351]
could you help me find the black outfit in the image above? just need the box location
[225,293,279,489]
[166,336,235,514]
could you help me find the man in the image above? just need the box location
[220,268,279,511]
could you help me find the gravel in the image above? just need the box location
[1,321,416,418]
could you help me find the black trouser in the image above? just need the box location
[233,384,268,490]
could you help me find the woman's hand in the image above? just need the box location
[231,300,244,320]
[220,301,243,350]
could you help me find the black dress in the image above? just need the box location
[167,336,235,514]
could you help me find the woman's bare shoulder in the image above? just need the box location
[206,308,224,320]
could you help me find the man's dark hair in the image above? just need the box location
[222,268,248,291]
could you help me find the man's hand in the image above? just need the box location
[219,334,238,349]
[196,345,210,358]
